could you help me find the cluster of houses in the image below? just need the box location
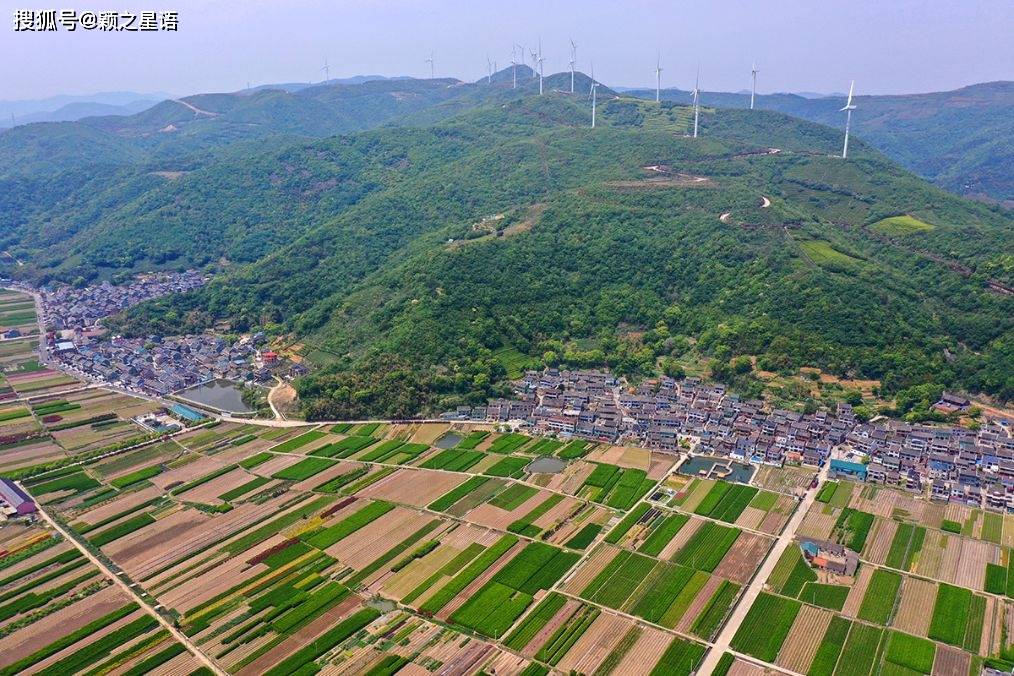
[40,271,205,332]
[52,333,277,395]
[26,273,308,398]
[446,368,1014,512]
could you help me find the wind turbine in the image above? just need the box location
[589,61,595,96]
[591,83,599,127]
[321,57,330,84]
[841,80,857,158]
[487,55,493,84]
[692,66,701,138]
[750,61,758,109]
[510,45,518,89]
[569,38,577,93]
[530,47,538,79]
[425,51,434,79]
[655,54,663,102]
[537,39,544,95]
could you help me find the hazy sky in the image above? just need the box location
[4,0,1012,100]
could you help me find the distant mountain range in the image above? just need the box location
[0,91,170,128]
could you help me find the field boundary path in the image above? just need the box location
[27,491,228,676]
[697,461,829,674]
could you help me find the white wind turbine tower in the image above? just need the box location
[321,57,330,84]
[841,80,857,158]
[692,66,701,138]
[530,47,538,79]
[487,55,493,84]
[510,46,518,89]
[591,82,599,127]
[425,51,434,79]
[655,54,663,102]
[537,40,544,95]
[589,62,595,95]
[750,61,758,109]
[569,38,577,93]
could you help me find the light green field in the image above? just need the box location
[800,240,864,268]
[871,215,935,236]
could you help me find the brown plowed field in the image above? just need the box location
[658,517,702,560]
[841,565,873,618]
[522,599,581,658]
[610,625,672,675]
[776,604,832,673]
[892,576,937,637]
[931,645,970,676]
[356,468,465,507]
[864,518,897,564]
[562,545,620,594]
[714,532,772,584]
[555,612,628,673]
[0,586,130,668]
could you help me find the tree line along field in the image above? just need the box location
[8,414,789,674]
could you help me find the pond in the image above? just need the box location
[435,432,462,449]
[678,455,756,483]
[526,457,568,474]
[177,379,255,414]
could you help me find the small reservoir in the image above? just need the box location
[177,379,254,414]
[526,457,568,474]
[435,432,462,449]
[679,455,756,483]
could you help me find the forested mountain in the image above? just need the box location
[96,92,1012,418]
[626,81,1014,204]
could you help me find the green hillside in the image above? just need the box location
[103,94,1012,418]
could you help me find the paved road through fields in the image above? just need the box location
[696,461,829,674]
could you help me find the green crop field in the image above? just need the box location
[428,476,488,511]
[833,508,875,551]
[605,502,650,544]
[483,456,529,478]
[557,440,592,459]
[639,513,689,556]
[304,500,393,549]
[648,637,706,676]
[870,214,935,236]
[504,592,566,651]
[487,433,530,453]
[270,429,327,453]
[488,482,538,510]
[836,623,883,676]
[730,592,800,662]
[271,457,336,481]
[883,631,935,674]
[527,438,563,455]
[928,583,971,647]
[564,523,602,550]
[672,521,740,572]
[799,582,850,611]
[690,580,740,640]
[808,616,852,676]
[857,569,902,624]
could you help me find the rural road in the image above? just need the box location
[27,494,228,676]
[696,461,828,674]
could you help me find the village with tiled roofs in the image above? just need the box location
[447,368,1014,511]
